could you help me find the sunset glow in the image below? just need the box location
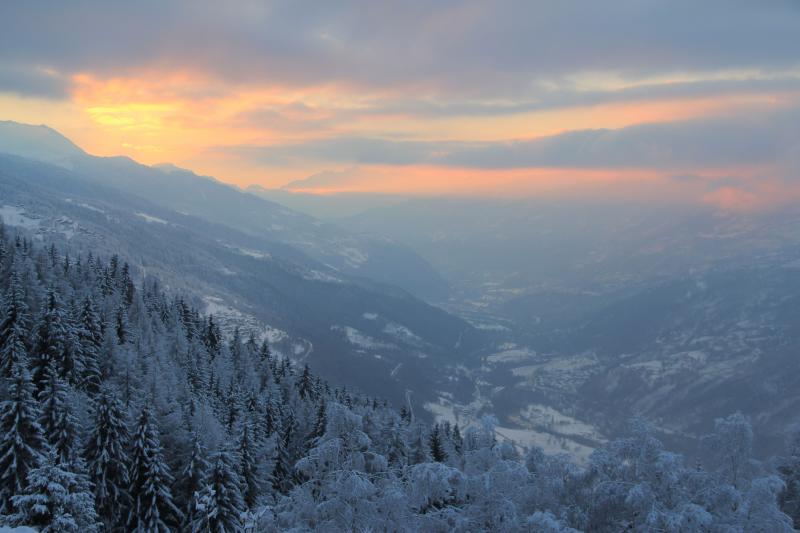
[1,1,798,208]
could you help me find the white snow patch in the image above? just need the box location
[135,212,168,224]
[203,296,288,344]
[339,246,369,268]
[487,347,536,364]
[302,269,342,283]
[78,202,106,214]
[494,426,595,463]
[515,405,605,443]
[332,325,394,350]
[0,205,40,229]
[390,363,402,378]
[383,322,422,344]
[236,247,271,259]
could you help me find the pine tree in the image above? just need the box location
[192,450,245,532]
[273,412,298,495]
[77,296,103,392]
[429,424,448,463]
[238,422,261,509]
[10,451,99,532]
[0,361,46,512]
[127,407,183,532]
[31,288,75,390]
[120,262,135,307]
[38,362,78,465]
[84,389,130,528]
[203,315,220,358]
[452,423,463,456]
[179,434,209,530]
[296,363,315,400]
[0,268,30,378]
[306,398,327,450]
[115,303,130,345]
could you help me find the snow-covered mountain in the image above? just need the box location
[0,151,484,409]
[0,121,449,301]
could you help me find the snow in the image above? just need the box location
[135,212,168,224]
[203,296,288,344]
[494,425,595,462]
[424,399,597,463]
[78,202,106,214]
[332,325,393,350]
[0,205,40,229]
[362,312,379,320]
[339,246,369,268]
[487,345,536,363]
[302,269,342,283]
[514,404,605,443]
[235,247,270,259]
[390,363,402,378]
[383,322,422,344]
[473,322,511,331]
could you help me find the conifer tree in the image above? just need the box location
[77,296,103,392]
[84,389,130,528]
[31,288,75,390]
[0,268,30,378]
[115,303,130,345]
[179,434,209,530]
[38,361,78,465]
[127,406,183,532]
[10,451,99,532]
[296,363,315,400]
[429,424,448,463]
[273,412,297,494]
[192,450,245,532]
[306,398,327,451]
[238,422,261,509]
[0,361,46,512]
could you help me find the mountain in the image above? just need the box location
[0,151,485,410]
[319,195,800,457]
[0,120,84,169]
[0,121,449,301]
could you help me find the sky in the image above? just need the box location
[0,0,799,208]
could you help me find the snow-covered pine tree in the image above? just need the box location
[272,411,298,495]
[0,268,30,378]
[0,360,46,512]
[127,406,183,532]
[37,361,78,465]
[177,433,210,531]
[30,288,76,390]
[296,363,315,401]
[429,423,447,463]
[84,388,130,528]
[76,295,103,393]
[237,422,261,510]
[9,450,99,532]
[192,449,245,532]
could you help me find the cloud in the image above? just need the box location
[221,104,800,172]
[0,64,69,99]
[281,167,364,190]
[1,1,798,97]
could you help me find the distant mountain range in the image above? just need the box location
[4,120,800,459]
[0,121,484,411]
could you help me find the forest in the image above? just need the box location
[0,224,798,532]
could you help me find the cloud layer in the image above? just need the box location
[0,1,798,207]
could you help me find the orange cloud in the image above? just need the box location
[1,66,795,210]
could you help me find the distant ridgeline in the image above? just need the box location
[0,224,799,532]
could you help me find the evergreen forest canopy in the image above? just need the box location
[0,223,798,532]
